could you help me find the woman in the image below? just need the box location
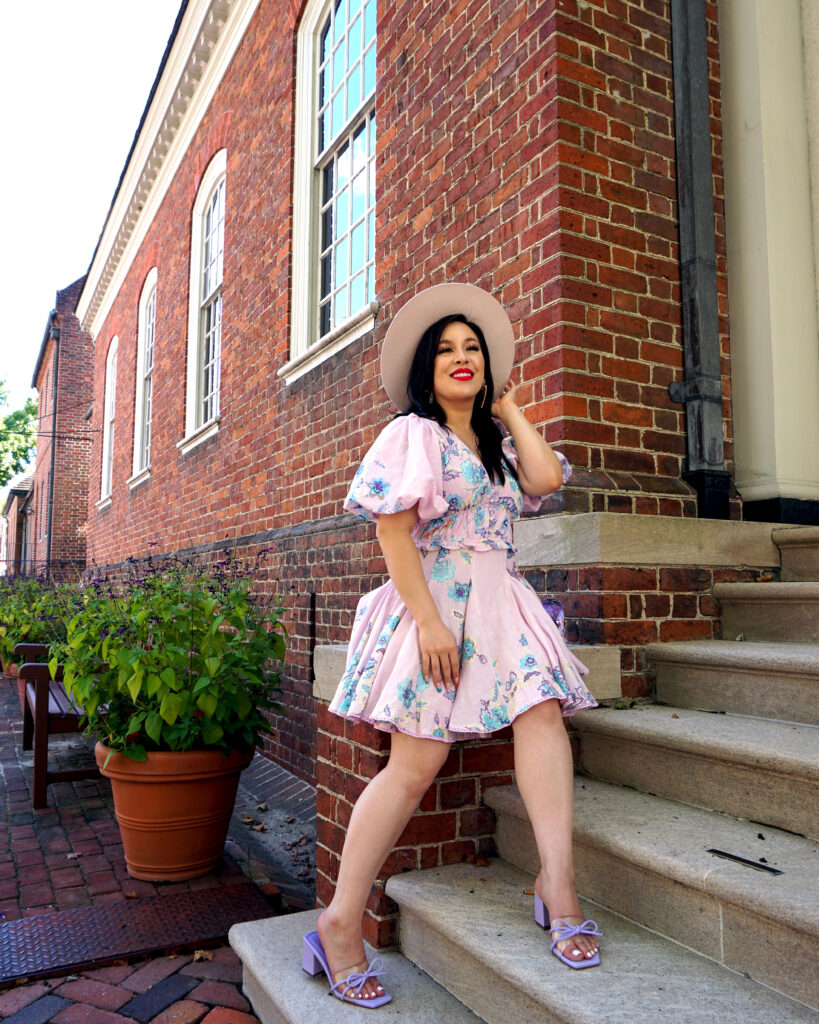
[302,284,600,1007]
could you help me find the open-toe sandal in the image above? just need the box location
[303,930,392,1007]
[534,893,602,970]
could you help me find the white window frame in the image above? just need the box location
[97,337,118,509]
[180,149,226,454]
[129,268,157,488]
[280,0,378,385]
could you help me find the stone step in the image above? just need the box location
[774,526,819,582]
[485,779,819,1008]
[229,908,487,1024]
[714,581,819,643]
[385,859,817,1024]
[646,639,819,725]
[573,706,819,839]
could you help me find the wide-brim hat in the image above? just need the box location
[380,283,515,412]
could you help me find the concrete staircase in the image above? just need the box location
[231,525,819,1021]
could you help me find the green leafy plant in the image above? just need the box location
[52,554,286,762]
[0,577,81,666]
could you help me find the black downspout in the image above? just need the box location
[668,0,732,519]
[45,311,60,581]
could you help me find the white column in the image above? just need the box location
[719,0,819,505]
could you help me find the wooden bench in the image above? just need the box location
[19,662,100,809]
[12,643,49,710]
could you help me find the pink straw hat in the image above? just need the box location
[380,283,515,412]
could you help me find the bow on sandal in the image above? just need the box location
[302,931,392,1007]
[534,893,602,970]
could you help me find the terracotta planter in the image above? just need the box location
[95,743,253,881]
[2,661,19,679]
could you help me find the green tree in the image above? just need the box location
[0,382,37,487]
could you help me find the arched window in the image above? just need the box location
[131,268,157,483]
[283,0,377,382]
[181,150,226,452]
[99,337,118,504]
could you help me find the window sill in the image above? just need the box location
[96,495,112,512]
[278,302,379,385]
[177,416,221,455]
[127,467,151,490]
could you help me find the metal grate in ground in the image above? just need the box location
[0,882,273,987]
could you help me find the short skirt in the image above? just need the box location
[329,547,597,742]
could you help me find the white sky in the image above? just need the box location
[0,1,182,415]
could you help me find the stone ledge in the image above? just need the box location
[514,512,783,569]
[313,643,621,703]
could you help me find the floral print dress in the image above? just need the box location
[329,413,597,742]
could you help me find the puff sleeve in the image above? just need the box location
[502,435,572,513]
[344,414,450,523]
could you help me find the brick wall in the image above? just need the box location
[31,279,94,582]
[82,0,731,788]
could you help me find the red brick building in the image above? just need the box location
[27,279,95,582]
[1,475,34,576]
[72,0,819,945]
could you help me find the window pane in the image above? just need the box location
[320,253,332,301]
[320,19,331,63]
[334,235,348,284]
[322,162,334,206]
[333,0,346,43]
[364,0,375,45]
[363,43,375,97]
[367,263,374,303]
[337,141,351,188]
[349,0,362,17]
[348,15,361,63]
[321,204,333,252]
[347,65,361,119]
[332,89,345,138]
[319,63,330,108]
[350,271,364,311]
[320,300,331,337]
[336,186,349,236]
[351,222,365,273]
[352,170,366,222]
[332,42,345,90]
[335,284,348,326]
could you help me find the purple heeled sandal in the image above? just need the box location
[302,930,392,1007]
[534,893,602,969]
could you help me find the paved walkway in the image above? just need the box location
[0,672,318,1022]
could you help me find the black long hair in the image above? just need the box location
[403,314,517,486]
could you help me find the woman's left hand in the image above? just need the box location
[491,378,518,421]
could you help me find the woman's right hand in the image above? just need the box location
[418,616,460,693]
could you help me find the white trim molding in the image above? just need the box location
[177,416,221,456]
[75,0,262,338]
[278,301,378,384]
[126,467,152,490]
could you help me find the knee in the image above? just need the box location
[513,698,565,735]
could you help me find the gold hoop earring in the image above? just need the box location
[480,383,488,406]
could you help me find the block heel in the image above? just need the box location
[302,930,392,1007]
[302,936,323,976]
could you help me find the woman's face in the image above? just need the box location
[432,320,486,408]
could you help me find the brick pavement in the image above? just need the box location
[0,670,319,1021]
[0,945,258,1023]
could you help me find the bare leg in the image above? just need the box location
[512,700,598,962]
[317,731,452,1000]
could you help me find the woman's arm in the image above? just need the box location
[375,506,460,693]
[492,382,565,495]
